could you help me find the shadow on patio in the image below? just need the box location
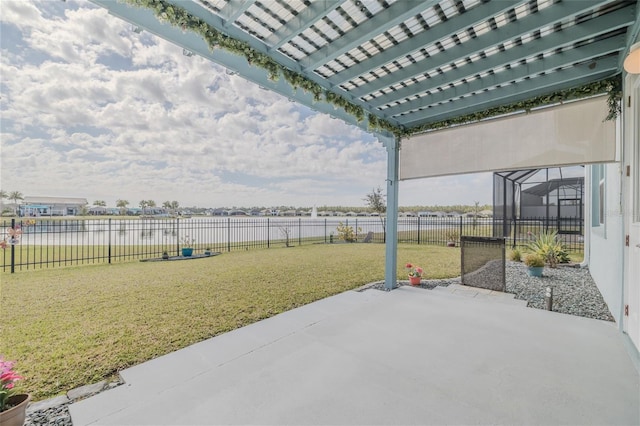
[70,285,639,425]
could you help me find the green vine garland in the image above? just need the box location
[125,0,622,138]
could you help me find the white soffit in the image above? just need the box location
[399,97,616,180]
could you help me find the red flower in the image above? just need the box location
[405,263,412,269]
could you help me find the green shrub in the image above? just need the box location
[526,230,569,268]
[509,249,522,262]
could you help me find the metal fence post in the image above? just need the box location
[267,218,270,248]
[459,216,463,239]
[298,218,301,246]
[355,218,358,240]
[227,217,231,252]
[10,218,15,274]
[176,218,180,256]
[417,216,421,244]
[324,218,327,243]
[108,219,112,264]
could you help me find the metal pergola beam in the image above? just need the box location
[383,35,625,118]
[330,0,515,87]
[302,0,435,72]
[348,0,612,100]
[219,0,256,26]
[267,1,346,50]
[400,57,617,127]
[367,6,634,109]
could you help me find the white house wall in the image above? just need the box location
[588,161,624,324]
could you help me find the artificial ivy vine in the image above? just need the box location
[125,0,622,138]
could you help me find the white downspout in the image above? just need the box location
[581,166,591,269]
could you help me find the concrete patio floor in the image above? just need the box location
[70,285,639,425]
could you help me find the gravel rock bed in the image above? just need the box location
[363,261,614,322]
[505,261,614,321]
[26,405,73,426]
[26,263,613,425]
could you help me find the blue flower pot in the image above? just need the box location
[526,266,544,277]
[181,248,193,257]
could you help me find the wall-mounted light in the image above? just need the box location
[182,49,194,57]
[623,42,640,74]
[131,26,142,34]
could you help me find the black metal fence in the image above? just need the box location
[0,216,583,272]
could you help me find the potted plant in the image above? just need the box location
[524,253,545,277]
[180,235,195,257]
[204,247,212,256]
[446,230,459,247]
[0,357,30,426]
[162,250,169,260]
[405,263,424,285]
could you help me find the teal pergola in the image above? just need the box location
[90,0,639,289]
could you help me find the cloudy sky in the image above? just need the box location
[0,0,492,209]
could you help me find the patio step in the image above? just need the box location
[426,284,529,307]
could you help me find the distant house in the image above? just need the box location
[88,206,107,215]
[21,196,88,216]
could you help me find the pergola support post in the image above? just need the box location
[379,134,399,291]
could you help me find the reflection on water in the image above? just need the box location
[6,217,397,247]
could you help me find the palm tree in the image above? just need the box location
[9,191,23,215]
[139,200,148,214]
[116,199,129,215]
[93,200,106,207]
[0,190,7,214]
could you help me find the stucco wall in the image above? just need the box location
[588,150,624,324]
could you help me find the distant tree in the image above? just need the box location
[8,191,23,215]
[93,200,106,207]
[147,200,156,208]
[162,201,172,209]
[0,190,7,213]
[170,201,179,210]
[364,187,386,214]
[116,199,129,215]
[364,187,386,241]
[473,201,480,230]
[139,200,148,213]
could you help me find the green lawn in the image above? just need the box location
[1,243,459,400]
